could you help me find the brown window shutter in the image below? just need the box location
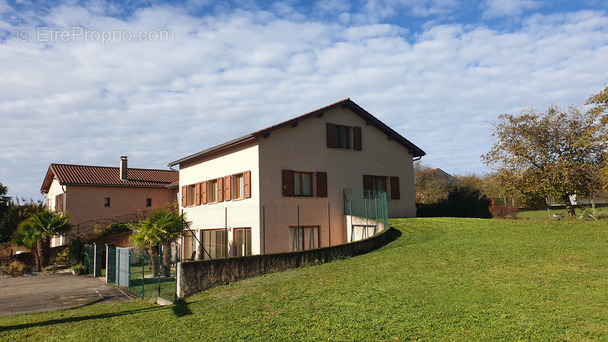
[316,172,327,198]
[363,175,373,193]
[282,170,294,197]
[390,177,400,199]
[244,171,252,198]
[326,123,336,148]
[353,126,362,151]
[201,181,208,205]
[181,186,187,207]
[195,183,202,205]
[217,177,224,202]
[224,175,232,201]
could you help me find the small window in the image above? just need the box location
[363,175,387,197]
[186,184,196,206]
[104,197,111,207]
[233,173,245,199]
[294,172,313,197]
[146,198,152,207]
[208,179,219,203]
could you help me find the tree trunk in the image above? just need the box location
[33,243,42,272]
[36,237,51,271]
[162,244,172,277]
[592,197,597,217]
[150,245,159,277]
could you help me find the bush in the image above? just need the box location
[96,222,132,237]
[54,246,70,265]
[69,237,84,267]
[417,185,492,218]
[1,260,28,276]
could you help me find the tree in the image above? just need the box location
[414,162,460,204]
[13,209,71,271]
[482,101,608,217]
[130,208,186,277]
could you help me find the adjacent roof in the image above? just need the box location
[41,163,178,193]
[168,98,425,167]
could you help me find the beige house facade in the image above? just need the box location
[41,157,178,246]
[169,99,425,259]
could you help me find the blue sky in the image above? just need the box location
[1,0,607,200]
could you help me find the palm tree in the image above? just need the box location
[13,218,42,270]
[13,209,71,271]
[131,208,186,277]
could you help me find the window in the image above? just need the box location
[55,194,64,212]
[294,172,313,197]
[233,173,245,199]
[363,175,400,199]
[290,226,319,251]
[363,175,387,196]
[327,123,362,151]
[207,178,224,203]
[282,170,327,198]
[104,197,111,207]
[186,184,197,206]
[183,229,198,260]
[146,198,152,207]
[234,228,252,257]
[201,229,228,260]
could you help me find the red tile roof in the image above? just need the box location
[41,163,178,193]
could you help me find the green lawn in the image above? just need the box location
[1,218,607,341]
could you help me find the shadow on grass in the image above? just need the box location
[172,299,193,317]
[0,306,161,332]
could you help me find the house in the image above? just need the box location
[168,99,425,259]
[41,156,179,246]
[414,167,460,204]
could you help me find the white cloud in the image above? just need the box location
[1,3,607,199]
[483,0,541,18]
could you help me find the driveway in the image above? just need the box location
[0,272,133,317]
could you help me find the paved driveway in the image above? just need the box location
[0,272,133,317]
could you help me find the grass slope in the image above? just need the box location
[1,218,607,341]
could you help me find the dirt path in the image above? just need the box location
[0,272,132,317]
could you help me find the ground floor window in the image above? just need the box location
[201,229,228,260]
[289,226,319,251]
[234,228,252,257]
[183,229,198,260]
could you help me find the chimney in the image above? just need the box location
[120,156,128,182]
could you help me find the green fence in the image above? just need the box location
[107,245,177,302]
[343,189,389,241]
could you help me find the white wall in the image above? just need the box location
[178,142,262,255]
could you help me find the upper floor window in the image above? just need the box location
[146,198,152,207]
[327,123,362,151]
[104,197,111,207]
[294,172,313,197]
[181,171,251,207]
[208,179,219,203]
[232,173,245,199]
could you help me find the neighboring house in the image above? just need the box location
[414,168,460,204]
[168,99,425,259]
[41,156,179,246]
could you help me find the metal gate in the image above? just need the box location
[106,245,116,284]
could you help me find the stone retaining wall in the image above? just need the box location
[177,227,399,299]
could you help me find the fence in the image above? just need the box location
[106,245,178,302]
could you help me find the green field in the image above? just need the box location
[1,218,607,341]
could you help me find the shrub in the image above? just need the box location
[54,246,70,265]
[96,222,132,237]
[69,237,84,267]
[7,261,27,276]
[417,185,492,218]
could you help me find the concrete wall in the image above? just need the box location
[176,226,400,299]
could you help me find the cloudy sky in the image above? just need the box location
[1,0,607,200]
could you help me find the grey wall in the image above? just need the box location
[177,227,400,298]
